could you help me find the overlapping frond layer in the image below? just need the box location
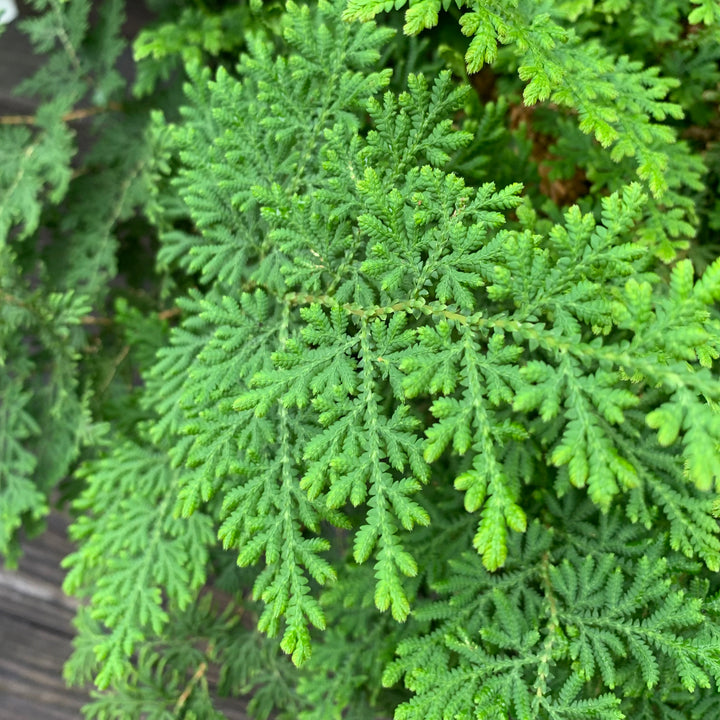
[148,0,720,681]
[3,0,719,716]
[0,0,153,559]
[384,517,720,720]
[344,0,694,198]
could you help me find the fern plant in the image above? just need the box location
[2,0,720,718]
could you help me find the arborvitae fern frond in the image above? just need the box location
[0,114,74,241]
[296,563,410,719]
[63,439,215,688]
[0,251,92,561]
[129,1,720,682]
[162,0,395,290]
[0,0,154,559]
[132,3,255,98]
[143,0,401,666]
[0,370,44,560]
[65,595,271,720]
[384,517,720,720]
[535,111,707,262]
[4,0,720,717]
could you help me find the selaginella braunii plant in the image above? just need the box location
[2,0,720,718]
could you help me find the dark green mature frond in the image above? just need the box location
[385,522,720,720]
[0,113,74,242]
[0,0,158,566]
[0,243,93,558]
[0,370,44,560]
[65,593,296,720]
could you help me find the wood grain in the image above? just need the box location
[0,514,87,720]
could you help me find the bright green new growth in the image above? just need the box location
[343,0,694,197]
[2,0,720,718]
[343,0,718,264]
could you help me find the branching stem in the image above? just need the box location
[0,103,123,126]
[173,649,211,713]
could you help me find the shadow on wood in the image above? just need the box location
[0,514,87,720]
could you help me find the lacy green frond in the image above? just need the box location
[3,0,720,716]
[62,440,215,689]
[168,0,394,290]
[385,523,720,720]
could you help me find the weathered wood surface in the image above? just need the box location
[0,514,87,720]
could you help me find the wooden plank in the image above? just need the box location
[0,514,87,719]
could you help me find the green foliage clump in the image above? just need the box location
[2,0,720,718]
